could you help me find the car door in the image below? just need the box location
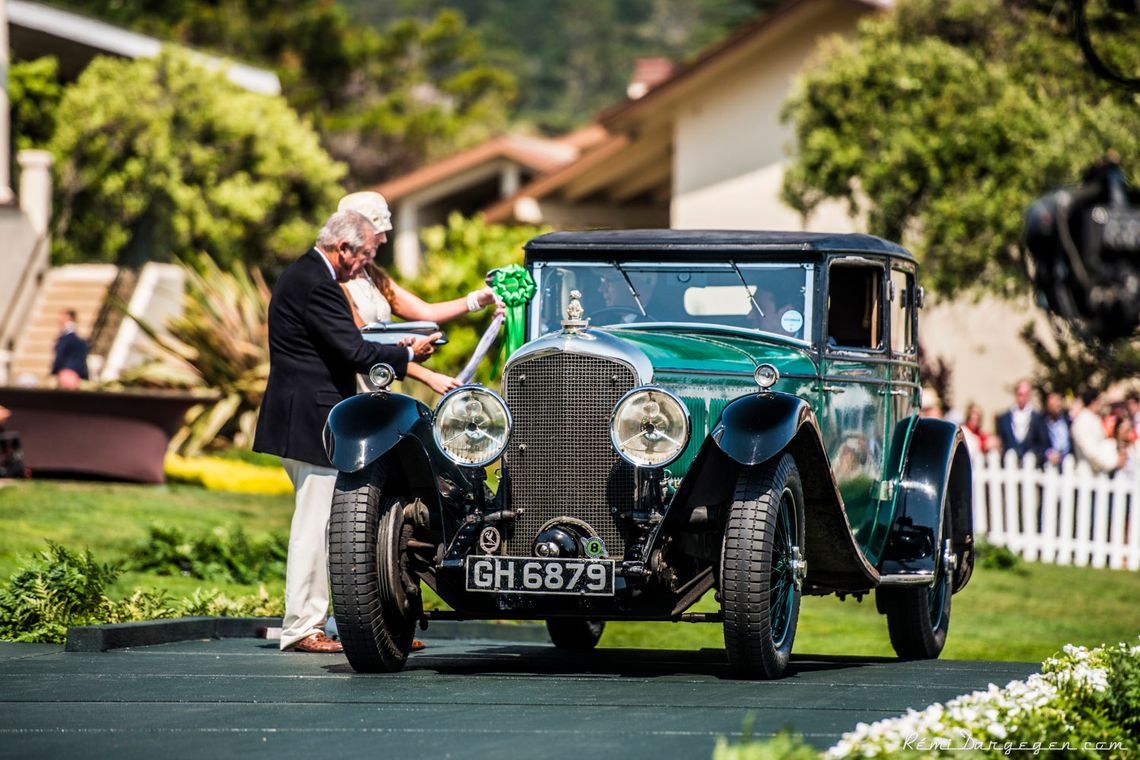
[821,257,891,555]
[864,264,922,561]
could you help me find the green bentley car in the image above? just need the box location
[323,230,975,679]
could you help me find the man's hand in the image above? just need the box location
[410,332,442,362]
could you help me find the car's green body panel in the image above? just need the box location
[605,327,821,481]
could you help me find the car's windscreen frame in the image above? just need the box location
[528,261,816,345]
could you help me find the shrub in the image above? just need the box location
[975,539,1024,573]
[0,542,286,643]
[714,728,819,760]
[124,524,287,584]
[0,543,118,643]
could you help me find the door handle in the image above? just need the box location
[821,385,846,394]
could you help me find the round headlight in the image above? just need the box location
[432,386,511,467]
[611,386,690,468]
[754,363,779,389]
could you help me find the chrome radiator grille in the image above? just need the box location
[502,352,637,558]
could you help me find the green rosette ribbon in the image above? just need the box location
[490,264,536,374]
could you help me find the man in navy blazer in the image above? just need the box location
[51,310,89,388]
[254,210,439,654]
[994,379,1051,462]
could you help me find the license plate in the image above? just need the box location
[465,556,615,596]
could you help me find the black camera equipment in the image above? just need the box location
[1023,156,1140,341]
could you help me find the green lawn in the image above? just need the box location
[1,480,1137,661]
[602,560,1140,662]
[0,480,292,599]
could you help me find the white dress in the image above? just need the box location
[344,276,392,324]
[344,276,393,392]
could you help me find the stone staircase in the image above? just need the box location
[8,265,118,385]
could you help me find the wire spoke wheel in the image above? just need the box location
[769,487,798,647]
[721,453,804,680]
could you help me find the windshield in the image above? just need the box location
[531,262,814,343]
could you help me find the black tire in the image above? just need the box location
[328,466,419,673]
[877,511,952,660]
[721,453,805,680]
[546,619,605,650]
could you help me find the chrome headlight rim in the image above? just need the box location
[610,385,691,468]
[432,385,512,468]
[754,363,779,389]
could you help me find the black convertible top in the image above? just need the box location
[524,229,914,262]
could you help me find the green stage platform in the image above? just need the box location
[0,635,1038,759]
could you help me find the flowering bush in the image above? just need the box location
[826,641,1140,758]
[714,640,1140,760]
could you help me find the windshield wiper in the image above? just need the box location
[730,260,764,317]
[611,261,647,316]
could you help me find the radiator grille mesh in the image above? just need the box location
[502,352,636,558]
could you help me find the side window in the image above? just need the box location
[890,269,915,354]
[826,263,883,350]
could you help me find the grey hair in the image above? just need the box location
[316,210,371,252]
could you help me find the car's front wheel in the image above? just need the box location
[721,453,805,680]
[546,619,605,650]
[328,465,420,673]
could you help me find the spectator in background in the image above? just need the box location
[51,309,89,389]
[1112,412,1140,479]
[1042,391,1072,466]
[962,402,991,454]
[920,388,942,418]
[1126,392,1140,431]
[995,379,1050,462]
[1070,388,1124,474]
[0,405,9,428]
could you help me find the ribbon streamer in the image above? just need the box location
[489,264,536,378]
[453,265,535,385]
[456,314,503,384]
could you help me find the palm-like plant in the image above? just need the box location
[120,254,270,455]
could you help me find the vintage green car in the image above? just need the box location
[323,230,975,679]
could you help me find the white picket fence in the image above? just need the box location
[972,451,1140,570]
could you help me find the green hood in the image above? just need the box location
[602,327,817,378]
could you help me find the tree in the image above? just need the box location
[781,0,1140,299]
[370,0,781,133]
[49,51,344,272]
[52,1,517,186]
[8,57,63,153]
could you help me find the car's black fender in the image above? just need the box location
[878,417,974,593]
[324,392,474,540]
[709,391,810,466]
[664,391,880,593]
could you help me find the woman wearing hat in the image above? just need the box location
[336,192,501,395]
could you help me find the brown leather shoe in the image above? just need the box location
[411,639,426,652]
[291,632,343,653]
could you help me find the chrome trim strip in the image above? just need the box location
[654,368,819,382]
[506,328,654,384]
[877,572,935,586]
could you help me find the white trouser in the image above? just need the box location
[280,457,338,650]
